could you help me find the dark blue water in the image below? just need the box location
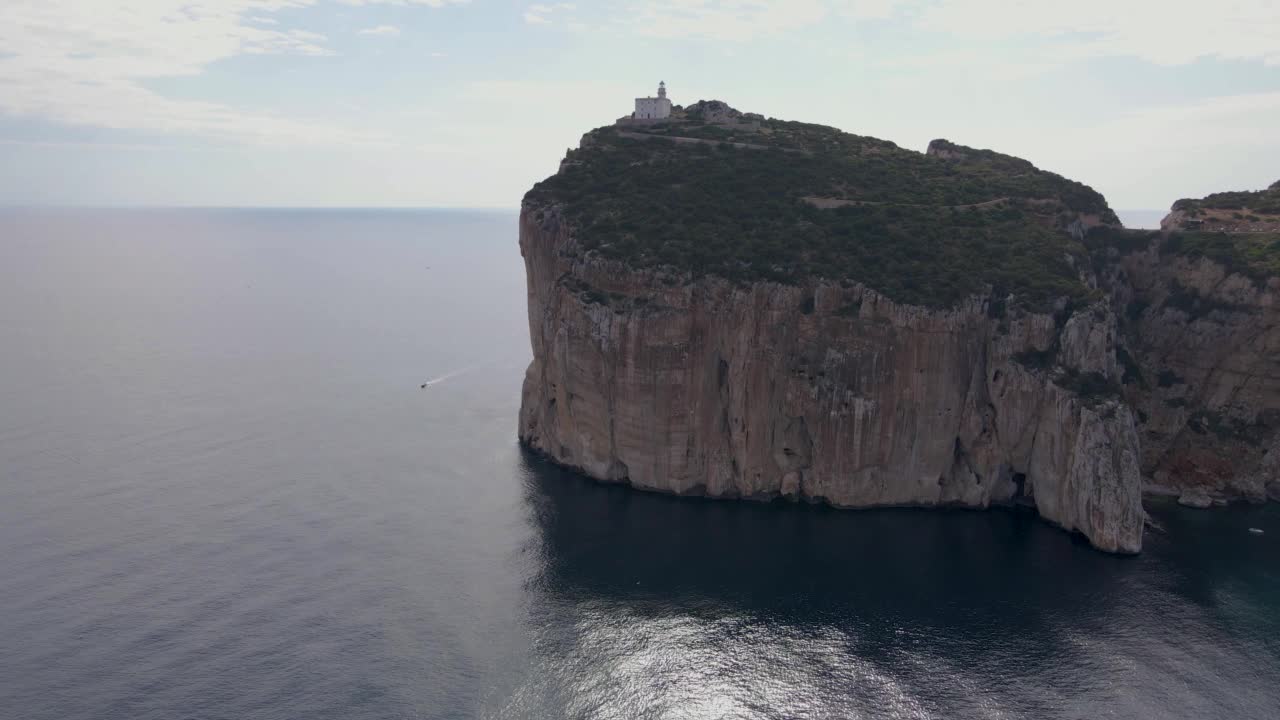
[1,209,1277,720]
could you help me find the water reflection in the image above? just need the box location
[502,450,1280,720]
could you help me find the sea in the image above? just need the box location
[1115,209,1168,230]
[1,208,1277,720]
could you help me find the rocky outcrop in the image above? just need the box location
[925,139,967,161]
[518,205,1145,553]
[1177,491,1214,509]
[684,100,742,123]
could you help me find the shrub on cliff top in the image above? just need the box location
[1055,369,1122,404]
[1173,183,1280,216]
[1084,227,1158,256]
[527,115,1121,311]
[1163,231,1280,284]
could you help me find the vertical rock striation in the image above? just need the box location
[518,205,1145,553]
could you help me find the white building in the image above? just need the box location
[633,81,672,120]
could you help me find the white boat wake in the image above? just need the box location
[421,367,473,388]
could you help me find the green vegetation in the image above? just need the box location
[1054,368,1121,404]
[1160,180,1280,284]
[923,140,1116,221]
[562,276,626,307]
[1173,182,1280,216]
[1162,231,1280,284]
[528,117,1120,311]
[1084,226,1159,256]
[1004,300,1120,402]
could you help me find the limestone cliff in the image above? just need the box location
[515,105,1273,555]
[518,207,1143,554]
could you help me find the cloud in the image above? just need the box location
[0,138,241,152]
[623,0,912,41]
[337,0,468,6]
[1030,89,1280,207]
[460,78,639,126]
[524,3,576,26]
[358,25,402,36]
[914,0,1280,66]
[1089,90,1280,149]
[463,79,625,104]
[624,0,1280,66]
[0,1,463,146]
[628,0,828,41]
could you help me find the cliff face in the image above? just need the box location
[1102,237,1280,504]
[518,206,1145,553]
[516,103,1276,555]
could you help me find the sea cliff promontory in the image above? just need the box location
[517,100,1279,554]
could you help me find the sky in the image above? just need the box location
[0,1,1277,211]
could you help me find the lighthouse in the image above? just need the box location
[633,81,672,121]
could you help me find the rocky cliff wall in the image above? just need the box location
[1102,239,1280,504]
[518,204,1145,553]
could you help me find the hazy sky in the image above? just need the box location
[1,1,1277,210]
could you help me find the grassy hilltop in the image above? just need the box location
[1173,180,1280,218]
[527,101,1120,310]
[1165,180,1280,282]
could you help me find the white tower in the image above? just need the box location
[633,81,672,121]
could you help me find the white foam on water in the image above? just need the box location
[423,367,473,386]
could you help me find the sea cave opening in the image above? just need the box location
[1011,472,1035,508]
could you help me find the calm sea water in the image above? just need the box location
[1,209,1277,720]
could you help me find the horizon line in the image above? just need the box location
[1,205,1171,212]
[0,204,521,212]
